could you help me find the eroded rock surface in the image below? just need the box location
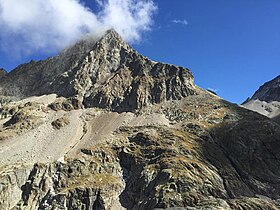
[0,92,279,209]
[0,31,280,210]
[0,30,196,112]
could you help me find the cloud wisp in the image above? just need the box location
[0,0,157,57]
[172,19,188,26]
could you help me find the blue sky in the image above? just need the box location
[134,0,280,103]
[1,0,280,103]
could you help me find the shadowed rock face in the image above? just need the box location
[0,30,196,112]
[250,75,280,102]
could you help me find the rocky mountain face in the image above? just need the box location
[242,75,280,122]
[0,30,280,210]
[0,36,97,99]
[0,30,195,112]
[250,75,280,102]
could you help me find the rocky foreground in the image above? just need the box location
[0,30,280,210]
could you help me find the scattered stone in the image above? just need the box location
[51,116,70,130]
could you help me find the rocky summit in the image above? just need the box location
[0,30,280,210]
[0,30,195,112]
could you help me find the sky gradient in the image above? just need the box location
[1,0,280,103]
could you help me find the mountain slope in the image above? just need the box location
[0,31,280,210]
[1,36,97,98]
[242,75,280,122]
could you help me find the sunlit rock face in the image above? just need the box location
[0,30,280,210]
[0,30,196,112]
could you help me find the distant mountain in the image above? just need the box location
[0,30,280,209]
[250,75,280,102]
[242,75,280,122]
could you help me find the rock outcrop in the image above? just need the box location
[0,31,280,209]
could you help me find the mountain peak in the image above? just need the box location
[93,29,132,53]
[250,75,280,102]
[0,31,196,112]
[95,29,125,44]
[104,28,122,38]
[58,29,123,60]
[242,74,280,121]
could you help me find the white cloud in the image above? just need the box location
[172,19,188,26]
[98,0,157,42]
[0,0,157,57]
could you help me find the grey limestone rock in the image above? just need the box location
[0,30,196,112]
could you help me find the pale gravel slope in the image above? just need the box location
[0,94,172,166]
[242,99,280,119]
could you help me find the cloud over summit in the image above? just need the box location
[0,0,157,56]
